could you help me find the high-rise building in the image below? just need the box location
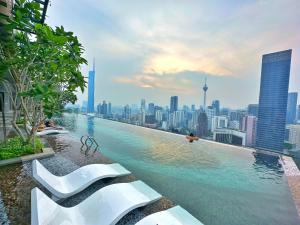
[123,104,131,120]
[247,104,259,117]
[87,59,95,113]
[285,124,300,150]
[242,115,257,147]
[196,112,208,137]
[148,103,155,115]
[297,105,300,121]
[256,50,292,152]
[155,110,163,123]
[173,110,185,128]
[170,96,178,113]
[206,106,216,131]
[183,105,189,112]
[220,108,229,117]
[191,104,196,111]
[108,102,112,115]
[96,103,101,115]
[101,100,108,115]
[286,92,298,124]
[212,100,220,116]
[141,99,146,111]
[202,78,208,110]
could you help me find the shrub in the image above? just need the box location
[0,137,43,160]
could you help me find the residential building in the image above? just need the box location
[285,124,300,150]
[256,49,292,152]
[247,104,259,117]
[108,102,112,115]
[196,112,208,137]
[228,120,239,130]
[191,104,196,111]
[123,104,131,121]
[145,115,156,125]
[286,92,298,124]
[141,99,146,111]
[220,108,230,117]
[212,100,220,116]
[148,103,155,115]
[170,96,178,113]
[242,115,257,147]
[155,110,163,123]
[206,106,216,131]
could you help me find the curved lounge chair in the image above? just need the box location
[26,124,69,136]
[32,159,131,199]
[31,181,162,225]
[36,129,69,136]
[135,206,204,225]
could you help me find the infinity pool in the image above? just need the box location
[61,113,299,225]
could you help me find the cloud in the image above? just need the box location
[47,0,300,107]
[114,72,196,94]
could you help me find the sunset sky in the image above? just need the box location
[47,0,300,109]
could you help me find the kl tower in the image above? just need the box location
[202,77,208,111]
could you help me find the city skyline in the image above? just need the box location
[47,0,300,108]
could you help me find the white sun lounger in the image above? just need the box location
[26,124,69,136]
[136,206,204,225]
[35,129,69,136]
[32,159,131,199]
[31,181,162,225]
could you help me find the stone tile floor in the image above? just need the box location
[0,134,173,225]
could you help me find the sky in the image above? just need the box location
[47,0,300,109]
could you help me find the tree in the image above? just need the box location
[0,0,86,145]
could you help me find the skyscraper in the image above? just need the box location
[87,59,95,113]
[141,99,146,111]
[196,112,208,137]
[170,96,178,113]
[202,78,208,110]
[123,104,131,120]
[298,105,300,121]
[212,100,220,116]
[247,104,259,117]
[242,115,257,147]
[256,50,292,152]
[108,102,112,115]
[286,92,298,124]
[148,103,155,115]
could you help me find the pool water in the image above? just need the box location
[60,113,300,225]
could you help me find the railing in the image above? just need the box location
[80,135,99,153]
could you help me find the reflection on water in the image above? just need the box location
[87,117,95,137]
[253,152,283,173]
[59,113,300,225]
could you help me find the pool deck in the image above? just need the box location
[0,134,173,225]
[281,155,300,217]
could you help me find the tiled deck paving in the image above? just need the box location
[0,135,173,225]
[281,155,300,217]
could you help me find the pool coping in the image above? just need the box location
[280,155,300,218]
[0,147,55,167]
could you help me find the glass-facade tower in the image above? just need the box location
[170,96,178,113]
[87,61,95,113]
[256,50,292,152]
[286,92,298,124]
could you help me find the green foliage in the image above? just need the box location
[0,0,87,143]
[0,136,43,160]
